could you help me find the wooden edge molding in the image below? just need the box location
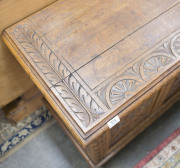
[2,31,88,147]
[3,24,107,133]
[2,23,180,145]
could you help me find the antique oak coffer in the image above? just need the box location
[2,0,180,167]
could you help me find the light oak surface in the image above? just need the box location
[0,0,56,107]
[2,0,180,167]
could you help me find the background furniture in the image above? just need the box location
[0,0,56,108]
[0,0,56,122]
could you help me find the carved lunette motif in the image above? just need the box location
[109,79,142,106]
[103,31,180,107]
[13,24,104,128]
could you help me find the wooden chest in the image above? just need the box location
[2,0,180,167]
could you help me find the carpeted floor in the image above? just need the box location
[0,106,55,163]
[0,101,179,168]
[134,127,180,168]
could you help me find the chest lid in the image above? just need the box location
[2,0,180,141]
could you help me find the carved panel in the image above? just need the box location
[86,132,107,164]
[165,73,180,102]
[110,92,157,146]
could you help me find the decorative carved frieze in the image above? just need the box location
[98,30,180,107]
[13,24,104,128]
[13,24,180,129]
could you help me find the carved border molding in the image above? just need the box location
[13,24,104,129]
[13,24,180,130]
[99,31,180,108]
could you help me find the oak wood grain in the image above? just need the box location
[2,0,180,167]
[77,3,180,90]
[2,0,180,137]
[28,0,180,70]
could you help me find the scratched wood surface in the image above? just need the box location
[2,0,180,166]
